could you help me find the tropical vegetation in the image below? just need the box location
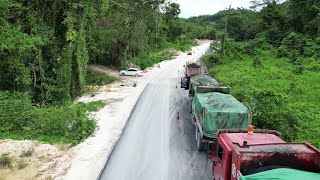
[199,0,320,147]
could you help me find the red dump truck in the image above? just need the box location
[209,128,320,180]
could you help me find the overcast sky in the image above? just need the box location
[171,0,253,18]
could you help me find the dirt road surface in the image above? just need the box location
[99,64,212,179]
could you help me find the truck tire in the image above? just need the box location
[197,127,205,151]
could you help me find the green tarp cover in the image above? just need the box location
[190,74,219,86]
[193,92,250,138]
[240,168,320,180]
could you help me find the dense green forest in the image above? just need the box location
[199,0,320,147]
[0,0,215,144]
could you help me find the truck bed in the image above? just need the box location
[192,92,250,139]
[232,143,320,175]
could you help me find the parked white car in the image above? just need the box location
[119,68,143,77]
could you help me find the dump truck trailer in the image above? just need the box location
[181,74,230,96]
[181,74,249,151]
[192,92,251,151]
[209,128,320,180]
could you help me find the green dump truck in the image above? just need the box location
[192,92,251,151]
[181,74,230,97]
[181,74,250,151]
[189,74,220,96]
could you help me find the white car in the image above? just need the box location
[119,68,143,77]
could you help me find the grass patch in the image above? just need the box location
[160,41,195,52]
[135,41,196,69]
[135,51,173,70]
[0,153,11,168]
[17,160,28,170]
[85,70,118,86]
[77,100,106,112]
[20,149,33,157]
[83,86,101,96]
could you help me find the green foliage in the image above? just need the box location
[190,0,320,45]
[17,160,28,170]
[134,40,194,69]
[210,46,320,147]
[0,153,11,168]
[135,51,173,70]
[0,91,96,144]
[85,71,118,86]
[0,0,199,106]
[77,101,106,112]
[201,54,221,68]
[0,0,203,144]
[20,149,33,157]
[199,1,320,147]
[252,56,263,68]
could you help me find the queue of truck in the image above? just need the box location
[180,62,320,180]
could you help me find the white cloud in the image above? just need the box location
[171,0,253,18]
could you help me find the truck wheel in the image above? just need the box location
[197,128,205,151]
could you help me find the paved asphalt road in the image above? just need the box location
[99,78,212,179]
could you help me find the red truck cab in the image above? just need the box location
[210,129,320,180]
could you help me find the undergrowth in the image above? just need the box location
[86,70,118,86]
[0,153,11,168]
[135,41,195,69]
[0,91,96,144]
[77,100,106,112]
[209,45,320,147]
[20,149,33,157]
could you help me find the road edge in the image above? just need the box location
[95,83,150,180]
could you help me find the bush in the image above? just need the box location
[201,54,221,68]
[0,91,96,144]
[134,41,195,69]
[242,37,271,55]
[17,160,28,169]
[294,104,320,148]
[0,153,11,168]
[135,51,173,70]
[252,56,262,68]
[276,32,307,60]
[77,100,106,112]
[20,149,33,157]
[244,89,296,140]
[86,71,118,86]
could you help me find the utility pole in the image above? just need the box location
[220,4,232,56]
